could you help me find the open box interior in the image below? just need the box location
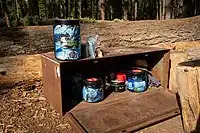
[42,47,180,133]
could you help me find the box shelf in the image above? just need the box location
[41,46,180,133]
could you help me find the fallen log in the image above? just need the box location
[187,48,200,60]
[169,51,188,92]
[176,60,200,133]
[0,54,42,84]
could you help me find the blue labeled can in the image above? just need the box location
[53,19,81,60]
[127,69,148,92]
[82,78,104,103]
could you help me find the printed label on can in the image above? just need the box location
[134,81,146,89]
[133,80,146,92]
[127,79,134,90]
[82,87,103,103]
[54,24,80,60]
[128,79,146,92]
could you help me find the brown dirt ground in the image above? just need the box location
[1,16,200,57]
[0,80,72,133]
[0,80,184,133]
[3,17,200,133]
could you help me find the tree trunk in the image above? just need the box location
[156,0,160,20]
[159,0,163,20]
[134,1,137,20]
[46,0,52,18]
[122,0,128,20]
[58,0,65,18]
[28,0,39,17]
[162,0,165,19]
[99,0,105,20]
[76,0,81,19]
[176,61,200,133]
[71,0,75,18]
[193,0,196,16]
[65,0,68,18]
[4,12,10,27]
[165,0,171,19]
[182,0,193,17]
[95,0,99,19]
[32,0,39,16]
[0,0,10,27]
[130,0,134,20]
[54,0,60,18]
[18,0,26,17]
[91,0,94,18]
[68,0,71,18]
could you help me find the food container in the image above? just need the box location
[53,19,81,60]
[110,80,126,92]
[127,69,148,92]
[82,78,104,103]
[116,72,126,82]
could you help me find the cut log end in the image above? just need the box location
[176,61,200,133]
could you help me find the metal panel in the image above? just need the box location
[41,46,179,133]
[41,54,63,115]
[70,89,180,133]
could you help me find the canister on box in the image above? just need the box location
[82,78,104,103]
[53,19,81,60]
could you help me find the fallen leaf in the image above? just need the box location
[56,123,70,129]
[38,124,44,127]
[23,92,27,97]
[33,110,38,119]
[6,125,14,128]
[12,100,22,102]
[38,97,46,101]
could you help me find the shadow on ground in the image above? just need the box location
[0,27,28,57]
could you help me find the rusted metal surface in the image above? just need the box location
[42,46,169,62]
[41,46,177,133]
[41,46,170,116]
[66,113,87,133]
[41,55,63,115]
[70,89,180,133]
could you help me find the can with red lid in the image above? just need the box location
[109,72,126,92]
[110,80,126,92]
[116,72,126,82]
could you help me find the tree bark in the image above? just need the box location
[99,0,105,20]
[134,1,137,20]
[159,0,163,20]
[169,52,187,93]
[122,0,128,20]
[165,0,171,19]
[182,0,193,17]
[156,0,160,20]
[54,0,60,18]
[46,0,52,18]
[28,0,39,17]
[0,0,10,27]
[68,0,71,18]
[130,0,134,20]
[162,0,165,19]
[176,62,200,133]
[65,0,68,18]
[18,0,27,18]
[76,0,81,18]
[187,48,200,60]
[95,0,99,19]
